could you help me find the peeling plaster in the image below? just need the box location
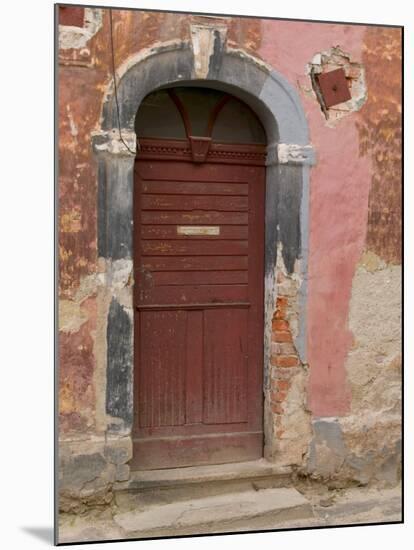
[59,436,132,512]
[267,367,312,468]
[92,130,137,156]
[59,300,88,333]
[190,23,228,79]
[277,144,316,166]
[59,8,103,50]
[106,259,133,290]
[226,46,272,74]
[357,27,402,265]
[306,255,401,485]
[345,255,401,417]
[304,46,367,126]
[66,105,79,138]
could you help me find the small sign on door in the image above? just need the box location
[177,226,220,236]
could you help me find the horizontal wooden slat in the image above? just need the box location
[141,256,248,271]
[152,270,248,286]
[141,239,248,256]
[136,302,250,311]
[139,284,248,304]
[142,195,248,212]
[142,180,248,195]
[137,161,259,181]
[141,211,248,225]
[141,225,248,240]
[131,432,263,469]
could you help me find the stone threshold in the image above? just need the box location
[58,484,402,543]
[113,487,313,537]
[115,458,292,492]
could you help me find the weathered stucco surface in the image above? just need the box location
[58,6,402,506]
[341,254,401,485]
[59,436,132,513]
[306,253,401,485]
[260,22,372,418]
[357,28,402,265]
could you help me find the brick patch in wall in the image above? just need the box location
[270,288,303,439]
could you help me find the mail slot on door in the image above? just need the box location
[177,226,221,236]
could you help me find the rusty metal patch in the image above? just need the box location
[316,68,352,108]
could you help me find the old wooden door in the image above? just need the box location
[132,88,266,470]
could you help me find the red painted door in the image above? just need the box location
[132,138,265,470]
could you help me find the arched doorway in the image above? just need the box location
[93,43,315,474]
[131,87,267,470]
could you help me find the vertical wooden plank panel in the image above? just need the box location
[138,311,187,428]
[185,310,203,424]
[203,308,249,424]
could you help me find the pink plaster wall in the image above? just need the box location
[58,11,381,427]
[259,21,372,417]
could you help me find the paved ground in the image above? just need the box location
[58,484,402,543]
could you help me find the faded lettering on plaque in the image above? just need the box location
[177,226,220,236]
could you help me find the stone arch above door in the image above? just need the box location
[92,42,315,465]
[100,43,310,146]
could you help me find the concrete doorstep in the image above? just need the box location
[58,485,402,543]
[115,458,291,491]
[112,487,313,537]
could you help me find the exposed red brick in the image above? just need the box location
[277,296,288,307]
[274,309,284,320]
[271,368,298,381]
[274,300,288,320]
[272,319,289,331]
[272,330,292,343]
[271,355,299,368]
[279,342,297,355]
[271,379,291,391]
[271,402,283,414]
[271,390,288,403]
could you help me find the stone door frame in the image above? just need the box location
[91,39,315,466]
